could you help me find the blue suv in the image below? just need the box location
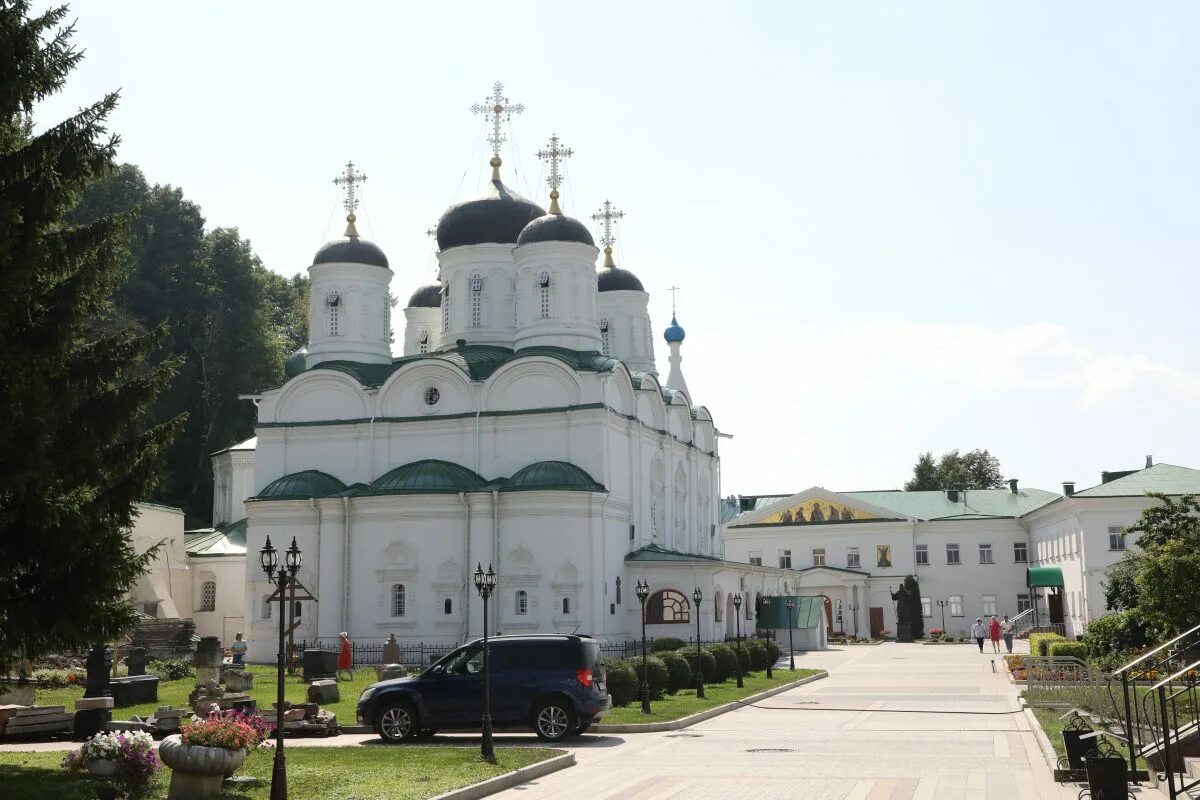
[356,634,611,743]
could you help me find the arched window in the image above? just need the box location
[562,597,571,615]
[615,576,621,605]
[293,600,302,619]
[600,318,610,356]
[261,595,272,619]
[391,584,406,617]
[469,274,483,327]
[714,591,724,622]
[538,271,551,319]
[647,589,690,624]
[515,590,528,615]
[444,598,453,615]
[441,285,450,332]
[199,581,216,612]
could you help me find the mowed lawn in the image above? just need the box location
[602,669,822,724]
[36,664,377,725]
[0,746,559,800]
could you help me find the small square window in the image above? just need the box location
[812,548,825,567]
[949,595,964,617]
[979,543,994,564]
[846,547,860,569]
[749,551,762,567]
[981,594,997,616]
[1108,526,1127,551]
[946,543,961,565]
[778,549,792,569]
[915,544,928,565]
[921,597,932,618]
[1013,542,1028,563]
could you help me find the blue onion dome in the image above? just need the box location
[313,213,389,268]
[407,283,442,308]
[436,157,546,250]
[516,213,594,246]
[664,316,685,343]
[285,347,308,378]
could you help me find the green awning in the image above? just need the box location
[756,596,825,630]
[1027,566,1064,588]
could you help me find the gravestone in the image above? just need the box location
[83,644,112,698]
[382,634,401,665]
[124,647,149,676]
[306,679,340,705]
[193,636,222,689]
[376,664,407,681]
[74,691,114,737]
[110,675,159,706]
[224,669,254,692]
[148,706,181,734]
[302,649,338,682]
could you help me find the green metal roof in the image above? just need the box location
[757,596,826,630]
[624,543,722,563]
[504,460,606,493]
[1071,464,1200,498]
[299,345,616,388]
[364,460,486,495]
[253,470,347,501]
[845,488,1060,520]
[185,518,247,557]
[1027,566,1064,588]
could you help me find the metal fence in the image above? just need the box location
[1023,655,1109,711]
[296,640,457,668]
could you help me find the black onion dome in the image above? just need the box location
[516,213,595,246]
[437,178,546,250]
[313,237,389,268]
[598,267,645,292]
[407,284,442,308]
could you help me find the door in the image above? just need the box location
[426,644,484,725]
[489,642,537,723]
[1048,592,1064,624]
[821,597,833,635]
[869,607,885,638]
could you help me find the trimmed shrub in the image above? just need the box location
[1029,632,1067,657]
[150,658,194,681]
[765,638,781,665]
[659,651,693,694]
[651,637,686,653]
[605,660,638,707]
[744,639,768,671]
[732,642,753,675]
[1084,611,1150,664]
[629,655,670,700]
[706,644,737,683]
[1048,641,1090,660]
[678,648,717,683]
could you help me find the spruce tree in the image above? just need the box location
[0,2,183,676]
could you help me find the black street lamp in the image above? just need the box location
[473,563,498,763]
[760,596,773,678]
[635,580,651,714]
[784,598,796,670]
[936,599,948,632]
[849,603,860,640]
[731,594,744,689]
[691,587,705,699]
[260,535,301,800]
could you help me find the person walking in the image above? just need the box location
[988,616,1002,653]
[230,632,248,666]
[970,618,986,653]
[337,631,353,681]
[1000,615,1014,653]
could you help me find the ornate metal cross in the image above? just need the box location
[591,199,624,249]
[668,285,681,316]
[425,225,437,238]
[536,134,572,192]
[471,81,524,158]
[332,161,367,214]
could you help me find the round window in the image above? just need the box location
[423,386,440,406]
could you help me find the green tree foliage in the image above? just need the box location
[905,449,1005,491]
[903,575,924,638]
[69,165,311,525]
[1120,494,1200,637]
[0,2,183,673]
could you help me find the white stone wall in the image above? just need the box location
[212,448,255,526]
[597,290,656,375]
[128,503,189,619]
[438,244,517,347]
[188,555,247,644]
[306,261,394,367]
[402,306,441,356]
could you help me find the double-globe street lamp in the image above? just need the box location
[260,535,302,800]
[936,599,949,632]
[760,596,773,678]
[731,594,744,689]
[849,602,861,640]
[473,563,498,763]
[635,579,651,714]
[784,598,796,670]
[691,587,705,699]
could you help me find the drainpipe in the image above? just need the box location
[341,496,351,633]
[458,491,470,642]
[309,498,322,636]
[492,490,501,637]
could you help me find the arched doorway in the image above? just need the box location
[725,593,736,639]
[819,595,833,635]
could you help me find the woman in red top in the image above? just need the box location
[337,632,353,681]
[988,616,1002,653]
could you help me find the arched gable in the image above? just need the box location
[634,374,666,430]
[274,371,369,423]
[603,364,636,416]
[483,356,583,412]
[666,403,694,443]
[377,360,475,418]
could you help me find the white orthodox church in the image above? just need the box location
[220,89,798,659]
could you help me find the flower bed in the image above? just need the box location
[62,730,158,798]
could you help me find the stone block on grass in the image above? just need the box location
[306,679,340,705]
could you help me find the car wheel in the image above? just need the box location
[533,699,575,742]
[376,700,418,743]
[416,728,439,739]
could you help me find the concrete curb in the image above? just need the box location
[592,671,828,733]
[426,750,575,800]
[1021,700,1061,772]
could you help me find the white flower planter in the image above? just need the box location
[85,758,120,778]
[158,735,247,800]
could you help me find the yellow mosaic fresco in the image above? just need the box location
[763,499,878,524]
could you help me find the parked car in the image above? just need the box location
[356,634,611,743]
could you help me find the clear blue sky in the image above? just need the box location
[39,1,1200,495]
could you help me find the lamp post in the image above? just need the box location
[731,594,744,689]
[850,603,860,640]
[936,599,948,632]
[691,587,705,699]
[473,563,497,763]
[760,596,773,678]
[635,580,651,714]
[784,598,796,670]
[260,535,301,800]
